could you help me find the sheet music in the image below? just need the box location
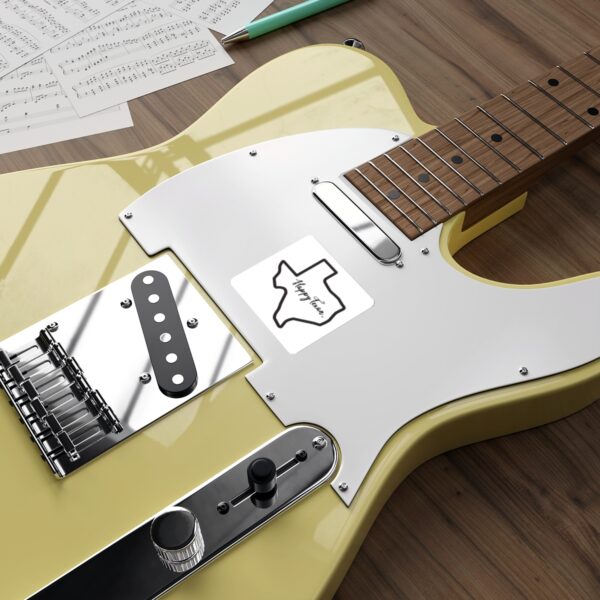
[46,0,233,116]
[0,55,132,154]
[158,0,274,35]
[0,0,130,79]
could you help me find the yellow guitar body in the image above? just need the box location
[1,45,598,599]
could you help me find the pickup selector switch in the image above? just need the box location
[248,457,277,507]
[150,507,204,573]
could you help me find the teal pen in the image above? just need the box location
[221,0,353,44]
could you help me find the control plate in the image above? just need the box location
[32,426,337,599]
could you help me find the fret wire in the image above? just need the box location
[382,154,451,215]
[435,128,501,183]
[414,138,479,199]
[353,167,423,232]
[367,160,437,224]
[528,80,594,129]
[501,94,567,145]
[398,144,467,206]
[584,51,600,66]
[454,117,522,172]
[476,105,544,159]
[557,65,600,99]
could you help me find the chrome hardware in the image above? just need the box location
[343,38,365,50]
[312,435,327,450]
[313,181,402,264]
[392,134,400,142]
[120,298,132,309]
[338,482,349,492]
[186,317,198,329]
[311,176,320,184]
[421,247,430,255]
[33,426,337,599]
[151,507,205,573]
[265,392,275,401]
[0,327,122,477]
[0,257,251,478]
[124,212,133,219]
[519,367,529,376]
[249,149,257,156]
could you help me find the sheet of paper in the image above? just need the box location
[0,0,130,79]
[156,0,274,35]
[0,55,132,154]
[46,0,233,116]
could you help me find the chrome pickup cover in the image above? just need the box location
[0,256,251,477]
[31,426,337,599]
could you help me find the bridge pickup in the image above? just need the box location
[313,181,401,264]
[131,270,197,398]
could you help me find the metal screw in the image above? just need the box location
[312,436,327,450]
[421,247,430,255]
[392,134,400,142]
[311,177,320,184]
[519,367,529,376]
[187,317,198,329]
[139,372,151,384]
[47,322,59,332]
[295,449,308,462]
[124,212,133,219]
[216,502,229,515]
[121,298,132,309]
[338,482,349,492]
[395,260,404,268]
[249,149,257,157]
[265,392,275,401]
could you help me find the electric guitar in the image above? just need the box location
[1,43,599,599]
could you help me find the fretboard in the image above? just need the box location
[344,47,600,240]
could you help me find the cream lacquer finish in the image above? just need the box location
[0,45,599,599]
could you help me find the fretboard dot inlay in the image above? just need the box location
[343,46,600,241]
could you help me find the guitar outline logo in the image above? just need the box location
[272,258,346,328]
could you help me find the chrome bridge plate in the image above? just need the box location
[0,255,251,477]
[31,426,337,599]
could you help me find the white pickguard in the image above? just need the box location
[122,129,600,505]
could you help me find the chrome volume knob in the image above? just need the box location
[150,507,205,573]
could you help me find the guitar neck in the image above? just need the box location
[344,47,600,239]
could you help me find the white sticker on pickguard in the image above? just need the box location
[232,236,373,354]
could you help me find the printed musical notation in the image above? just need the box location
[0,0,130,79]
[0,55,131,154]
[46,0,232,116]
[159,0,274,34]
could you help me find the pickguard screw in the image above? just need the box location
[392,134,400,142]
[338,482,349,492]
[265,392,275,401]
[395,260,404,268]
[421,248,430,255]
[217,501,229,515]
[312,436,327,450]
[249,149,257,157]
[121,298,132,309]
[47,322,59,332]
[295,449,308,462]
[187,317,198,329]
[311,177,320,184]
[124,212,133,219]
[519,367,529,376]
[139,372,151,384]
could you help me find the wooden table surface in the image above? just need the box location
[3,1,599,597]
